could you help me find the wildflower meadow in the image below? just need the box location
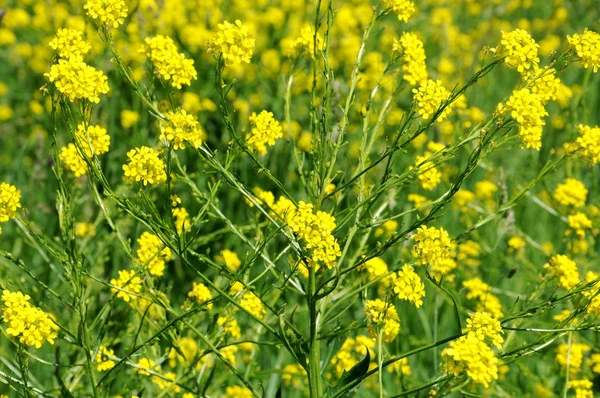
[0,0,599,397]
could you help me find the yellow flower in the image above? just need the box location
[75,222,96,237]
[122,146,167,186]
[556,343,590,373]
[411,225,452,268]
[75,124,111,156]
[567,29,600,72]
[394,32,428,86]
[207,20,255,67]
[413,79,453,122]
[442,333,499,388]
[121,110,140,129]
[45,58,110,103]
[361,257,388,280]
[59,144,88,177]
[84,0,128,28]
[504,88,547,150]
[92,345,116,371]
[544,254,580,290]
[500,29,540,74]
[364,299,400,343]
[1,290,59,348]
[217,249,242,272]
[110,270,142,303]
[172,207,191,234]
[141,36,197,89]
[224,385,253,398]
[554,178,587,208]
[567,212,592,238]
[136,232,171,277]
[575,124,600,166]
[246,110,283,155]
[49,29,91,60]
[0,182,21,223]
[568,379,594,398]
[464,312,504,349]
[389,265,425,308]
[188,282,213,308]
[383,0,416,22]
[160,110,204,150]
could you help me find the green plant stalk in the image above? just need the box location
[308,265,323,397]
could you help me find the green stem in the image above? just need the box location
[308,266,323,397]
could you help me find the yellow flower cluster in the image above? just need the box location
[567,212,592,238]
[284,24,325,57]
[457,240,481,267]
[110,269,142,303]
[364,299,400,343]
[160,110,205,150]
[84,0,128,28]
[122,146,167,186]
[442,333,499,388]
[60,144,88,177]
[556,343,590,373]
[505,88,548,149]
[413,79,453,121]
[218,315,241,339]
[575,124,600,166]
[361,257,388,280]
[330,335,374,377]
[527,67,562,105]
[567,29,600,72]
[394,32,428,86]
[172,206,191,234]
[544,254,580,290]
[75,124,111,156]
[92,345,116,371]
[224,386,253,398]
[188,282,213,309]
[282,364,306,388]
[414,152,442,191]
[463,278,504,319]
[1,290,58,348]
[389,265,425,308]
[569,379,594,398]
[168,337,198,367]
[49,29,91,60]
[136,357,181,393]
[0,182,21,224]
[383,0,416,23]
[583,271,600,317]
[500,29,540,74]
[411,225,452,268]
[246,110,283,155]
[141,36,197,89]
[217,249,242,272]
[465,312,504,349]
[231,282,265,319]
[554,178,587,208]
[288,201,341,270]
[45,58,109,103]
[136,232,171,277]
[207,20,255,67]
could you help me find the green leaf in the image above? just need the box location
[278,310,308,370]
[328,348,370,397]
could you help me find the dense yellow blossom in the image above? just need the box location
[246,111,283,155]
[554,178,587,208]
[500,29,540,74]
[207,20,255,67]
[413,79,453,122]
[569,379,594,398]
[45,58,110,103]
[465,312,504,349]
[414,153,442,190]
[288,201,341,270]
[1,290,58,348]
[412,225,452,268]
[544,254,580,290]
[442,333,499,388]
[188,282,213,308]
[75,124,111,156]
[168,337,198,367]
[567,212,592,238]
[49,29,91,60]
[136,232,171,277]
[223,386,253,398]
[110,270,142,303]
[364,299,400,343]
[84,0,128,28]
[121,110,140,129]
[389,265,425,307]
[361,257,388,280]
[567,29,600,72]
[330,336,375,377]
[92,345,116,371]
[122,146,167,186]
[59,144,88,177]
[141,36,197,89]
[172,207,191,234]
[0,182,21,223]
[575,124,600,166]
[160,110,205,150]
[218,249,242,272]
[504,88,547,149]
[383,0,416,23]
[556,343,590,373]
[394,32,428,86]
